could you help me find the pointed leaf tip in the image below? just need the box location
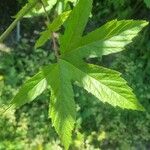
[60,0,93,53]
[62,19,149,61]
[60,59,145,112]
[43,63,76,150]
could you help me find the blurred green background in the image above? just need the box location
[0,0,150,149]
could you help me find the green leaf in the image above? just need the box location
[0,75,4,81]
[60,59,145,111]
[15,0,38,19]
[144,0,150,8]
[35,31,52,49]
[24,0,57,18]
[35,11,71,48]
[43,58,145,149]
[43,63,76,150]
[9,0,148,149]
[62,20,148,62]
[9,65,53,109]
[60,0,93,53]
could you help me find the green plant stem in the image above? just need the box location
[40,0,59,60]
[0,19,18,43]
[40,0,50,23]
[0,1,37,43]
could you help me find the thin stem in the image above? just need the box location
[40,0,50,23]
[0,19,19,42]
[0,0,37,42]
[40,0,59,60]
[52,32,59,59]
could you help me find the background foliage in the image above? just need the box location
[0,0,150,149]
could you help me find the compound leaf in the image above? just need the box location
[8,0,148,149]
